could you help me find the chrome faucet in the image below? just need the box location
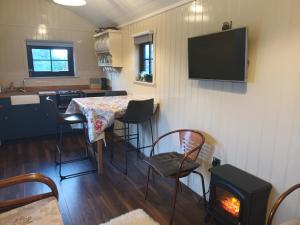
[20,78,26,93]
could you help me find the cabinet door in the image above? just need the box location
[0,99,11,141]
[8,104,42,139]
[39,95,57,136]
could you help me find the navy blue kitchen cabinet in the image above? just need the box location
[0,96,57,142]
[0,98,12,141]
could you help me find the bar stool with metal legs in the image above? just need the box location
[110,98,154,175]
[46,97,97,180]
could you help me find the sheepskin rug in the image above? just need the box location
[100,209,160,225]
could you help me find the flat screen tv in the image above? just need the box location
[188,27,247,82]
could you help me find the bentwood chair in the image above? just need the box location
[46,97,97,180]
[266,183,300,225]
[0,173,63,224]
[110,98,154,175]
[144,129,206,225]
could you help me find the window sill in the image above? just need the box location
[134,80,156,87]
[28,76,79,79]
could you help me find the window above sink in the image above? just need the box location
[26,40,75,78]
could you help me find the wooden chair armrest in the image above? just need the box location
[266,183,300,225]
[150,129,184,157]
[0,173,58,212]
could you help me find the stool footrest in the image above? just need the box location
[60,169,97,180]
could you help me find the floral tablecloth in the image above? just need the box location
[66,95,156,143]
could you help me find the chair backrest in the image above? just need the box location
[45,96,59,121]
[122,98,154,124]
[179,130,205,161]
[105,90,127,96]
[266,183,300,225]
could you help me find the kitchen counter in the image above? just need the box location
[81,89,107,94]
[0,85,108,99]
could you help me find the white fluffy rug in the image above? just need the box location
[100,209,160,225]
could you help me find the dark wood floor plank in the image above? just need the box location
[0,134,215,225]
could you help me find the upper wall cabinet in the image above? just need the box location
[94,29,122,68]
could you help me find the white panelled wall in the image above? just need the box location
[108,0,300,223]
[0,0,101,87]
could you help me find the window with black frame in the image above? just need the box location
[134,32,154,83]
[26,40,75,77]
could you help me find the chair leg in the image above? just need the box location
[136,124,140,159]
[83,122,89,157]
[59,125,63,179]
[55,125,59,164]
[179,181,183,193]
[149,119,154,145]
[125,123,128,175]
[125,123,129,146]
[170,178,180,225]
[145,166,151,200]
[192,171,207,209]
[110,125,115,163]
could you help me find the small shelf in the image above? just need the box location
[98,63,112,67]
[94,29,122,68]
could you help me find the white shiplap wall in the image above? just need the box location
[0,0,101,87]
[109,0,300,224]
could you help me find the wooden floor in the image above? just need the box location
[0,134,216,225]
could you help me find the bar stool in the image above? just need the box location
[46,97,97,180]
[110,98,154,175]
[103,90,127,137]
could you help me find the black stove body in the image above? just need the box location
[207,164,272,225]
[56,90,84,110]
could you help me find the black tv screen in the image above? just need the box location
[188,27,247,81]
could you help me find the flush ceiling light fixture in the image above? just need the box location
[53,0,87,6]
[190,1,203,13]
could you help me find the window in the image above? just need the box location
[139,42,153,78]
[26,41,75,77]
[134,32,154,84]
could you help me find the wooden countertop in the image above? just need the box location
[0,85,108,99]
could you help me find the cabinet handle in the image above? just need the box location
[4,116,8,120]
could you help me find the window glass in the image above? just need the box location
[137,41,154,83]
[144,60,150,74]
[144,44,150,59]
[33,61,51,72]
[32,49,50,60]
[51,49,68,60]
[52,61,68,72]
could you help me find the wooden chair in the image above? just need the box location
[0,173,58,212]
[0,173,64,224]
[266,183,300,225]
[144,129,206,225]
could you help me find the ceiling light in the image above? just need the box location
[53,0,87,6]
[190,2,203,13]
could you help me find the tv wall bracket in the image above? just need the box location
[222,21,232,31]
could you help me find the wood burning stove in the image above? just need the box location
[206,164,272,225]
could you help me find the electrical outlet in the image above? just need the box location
[212,157,221,167]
